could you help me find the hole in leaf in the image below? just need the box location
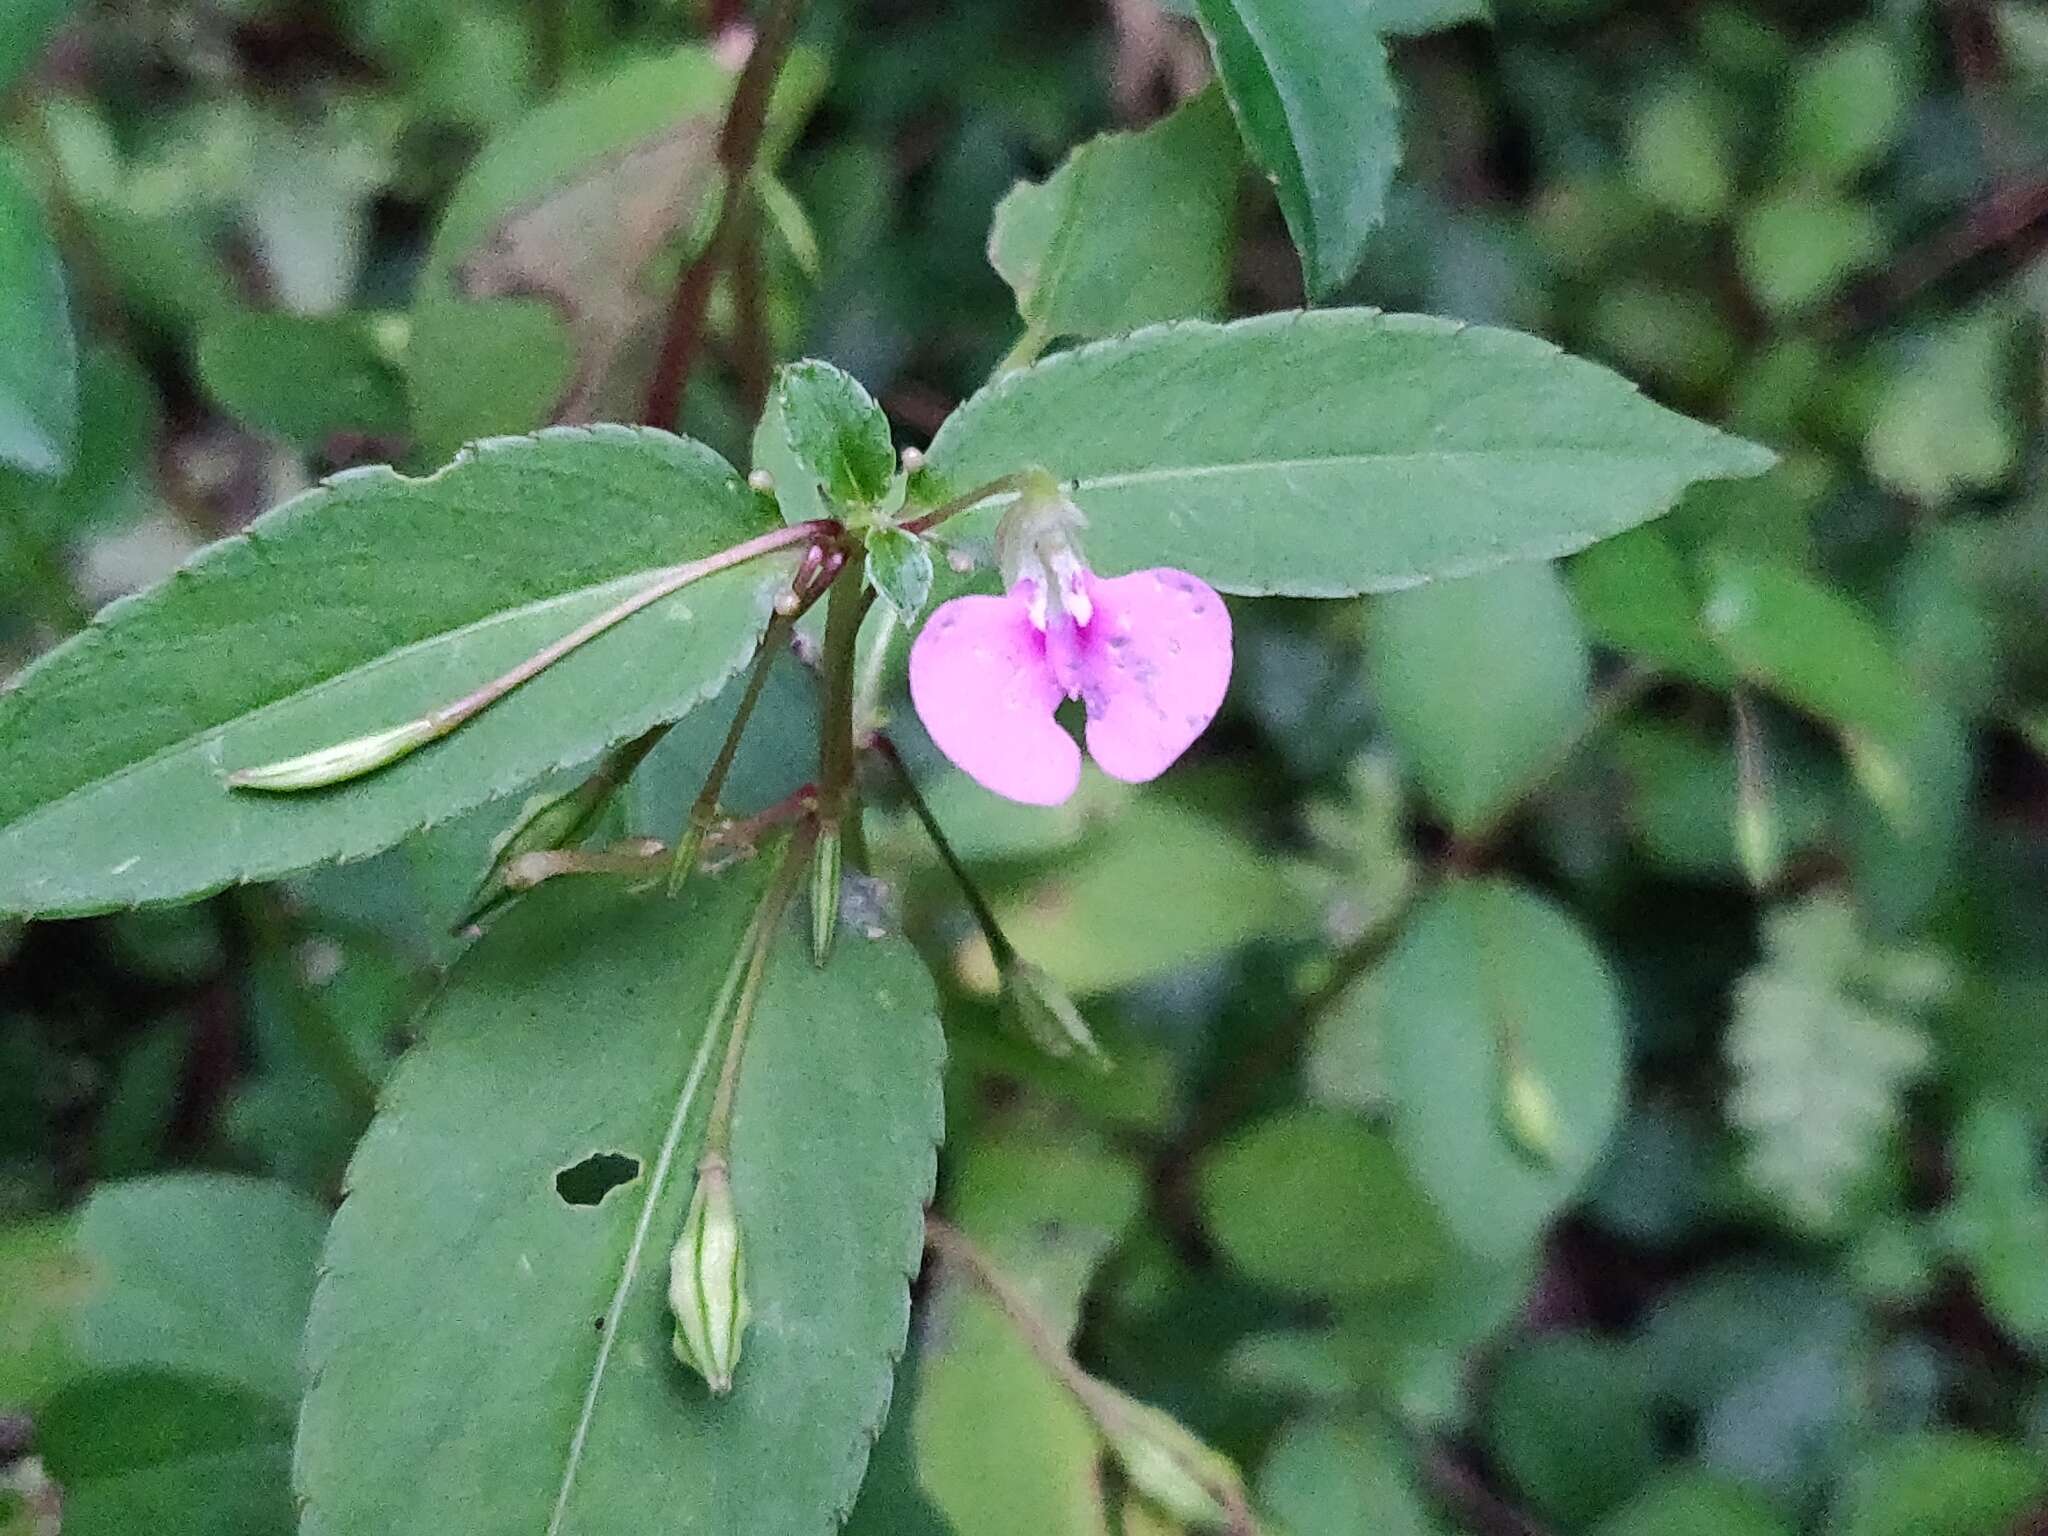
[555,1152,641,1207]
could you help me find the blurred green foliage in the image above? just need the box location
[2,0,2046,1534]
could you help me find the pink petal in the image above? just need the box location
[909,593,1082,807]
[1076,569,1232,784]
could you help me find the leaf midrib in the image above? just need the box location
[0,561,746,839]
[545,921,741,1535]
[1074,444,1739,492]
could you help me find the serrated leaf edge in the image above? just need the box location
[0,424,784,919]
[926,309,1778,598]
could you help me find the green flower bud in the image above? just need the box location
[1734,778,1779,891]
[1090,1381,1254,1534]
[668,1157,749,1395]
[810,823,843,968]
[1000,957,1108,1067]
[461,780,614,925]
[1499,1057,1564,1168]
[225,717,439,792]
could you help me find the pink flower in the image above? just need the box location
[908,499,1231,806]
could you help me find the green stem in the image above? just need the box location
[668,607,798,894]
[995,326,1049,375]
[872,734,1014,968]
[703,823,815,1157]
[923,1216,1088,1394]
[816,551,869,856]
[899,472,1037,538]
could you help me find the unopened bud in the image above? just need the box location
[668,1157,749,1394]
[226,717,439,792]
[1500,1058,1563,1167]
[810,823,843,967]
[1090,1381,1253,1534]
[1734,783,1779,891]
[461,780,609,925]
[747,468,776,494]
[1844,730,1915,832]
[1731,694,1778,890]
[899,446,926,473]
[1000,957,1107,1068]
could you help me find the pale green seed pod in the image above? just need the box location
[809,824,842,968]
[461,780,612,925]
[1734,782,1780,891]
[1500,1057,1564,1168]
[1000,957,1107,1067]
[668,1157,749,1395]
[1092,1382,1254,1533]
[225,717,439,792]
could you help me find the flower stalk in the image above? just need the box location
[924,1217,1257,1534]
[228,521,835,794]
[667,825,812,1395]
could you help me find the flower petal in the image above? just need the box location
[909,593,1082,806]
[1076,569,1232,785]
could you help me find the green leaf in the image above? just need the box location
[0,1176,327,1413]
[989,87,1239,341]
[0,150,77,478]
[0,426,791,918]
[1727,897,1933,1232]
[1624,77,1737,225]
[925,311,1774,599]
[1776,29,1910,184]
[408,47,734,458]
[0,0,75,95]
[1592,1472,1792,1536]
[1701,556,1925,744]
[1865,309,2022,505]
[37,1371,295,1536]
[70,1175,326,1401]
[867,526,934,620]
[196,311,409,448]
[772,359,897,511]
[1832,1433,2046,1536]
[1199,1109,1446,1295]
[1737,189,1885,316]
[911,1137,1142,1536]
[297,870,945,1536]
[1934,1098,2048,1347]
[1190,0,1400,297]
[1365,561,1591,834]
[1255,1415,1437,1536]
[0,1215,90,1406]
[20,344,156,543]
[842,1353,950,1536]
[1485,1337,1657,1527]
[1570,526,1734,687]
[91,1021,187,1179]
[982,798,1305,996]
[1376,879,1626,1259]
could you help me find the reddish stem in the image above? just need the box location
[643,0,806,429]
